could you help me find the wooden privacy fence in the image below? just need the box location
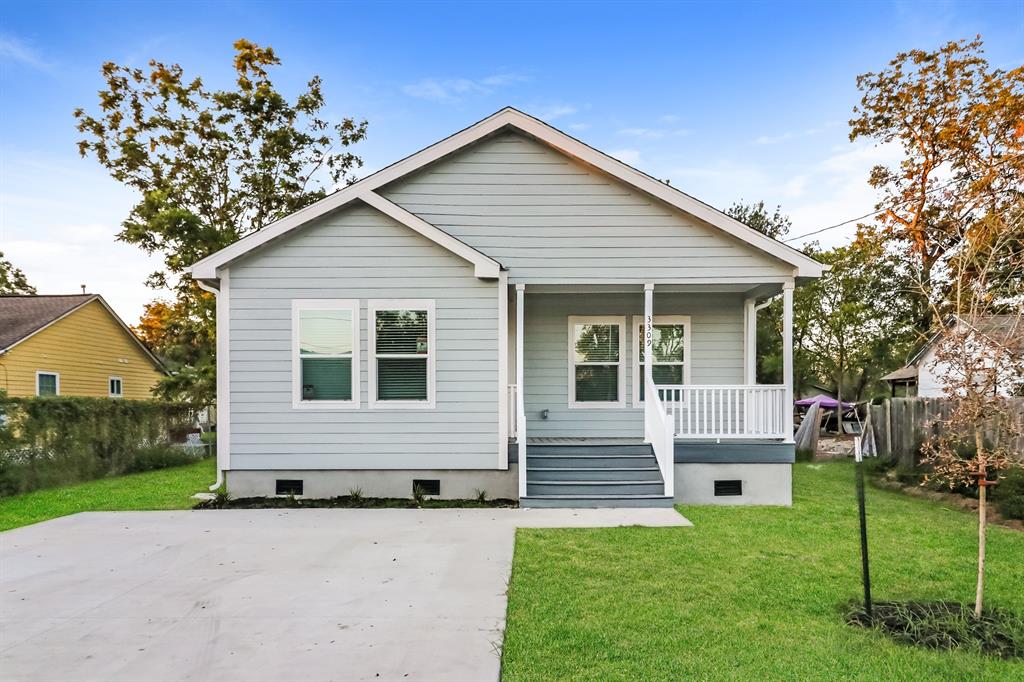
[865,397,1024,467]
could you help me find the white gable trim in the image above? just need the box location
[190,108,824,280]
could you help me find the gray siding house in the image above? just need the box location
[192,108,825,507]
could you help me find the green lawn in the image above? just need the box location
[502,461,1024,680]
[0,458,215,532]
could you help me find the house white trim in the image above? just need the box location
[630,315,691,408]
[291,299,360,410]
[567,315,627,409]
[496,272,509,469]
[108,375,124,398]
[35,370,60,396]
[189,108,824,281]
[367,299,437,410]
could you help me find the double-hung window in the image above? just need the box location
[36,371,59,396]
[568,316,625,408]
[632,315,690,406]
[292,300,359,408]
[369,300,435,408]
[109,376,123,398]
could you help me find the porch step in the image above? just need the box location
[528,466,661,481]
[520,495,675,509]
[526,444,654,456]
[527,454,656,468]
[527,480,665,496]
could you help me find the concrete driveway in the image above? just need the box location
[1,507,688,682]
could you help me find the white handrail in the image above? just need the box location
[657,384,787,439]
[516,382,527,498]
[644,374,675,498]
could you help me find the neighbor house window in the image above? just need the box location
[568,316,625,408]
[292,300,359,408]
[369,300,435,408]
[632,315,690,406]
[36,371,59,396]
[109,376,123,398]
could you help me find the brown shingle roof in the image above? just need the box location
[0,294,97,351]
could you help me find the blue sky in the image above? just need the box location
[2,0,1022,322]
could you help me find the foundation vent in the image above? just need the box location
[714,480,743,497]
[413,479,441,496]
[276,479,304,496]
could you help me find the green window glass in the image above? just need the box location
[637,323,686,401]
[37,373,58,396]
[299,308,353,401]
[375,309,429,401]
[572,322,621,403]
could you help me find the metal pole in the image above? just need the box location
[854,436,872,618]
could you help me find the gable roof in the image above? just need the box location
[191,107,825,281]
[0,294,165,370]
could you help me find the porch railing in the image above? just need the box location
[507,383,519,441]
[657,384,787,439]
[644,375,675,498]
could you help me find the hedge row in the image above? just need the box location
[0,395,209,496]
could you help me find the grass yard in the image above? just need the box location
[0,458,214,532]
[502,461,1024,680]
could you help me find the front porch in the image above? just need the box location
[503,282,795,506]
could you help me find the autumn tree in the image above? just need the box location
[0,251,36,295]
[850,36,1024,333]
[75,40,367,403]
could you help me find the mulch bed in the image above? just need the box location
[846,601,1023,659]
[196,495,518,510]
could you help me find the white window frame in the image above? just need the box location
[291,299,360,410]
[368,299,436,410]
[567,315,626,409]
[631,315,691,407]
[108,376,124,398]
[35,371,60,396]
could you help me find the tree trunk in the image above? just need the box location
[975,429,986,618]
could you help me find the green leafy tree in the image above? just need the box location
[726,200,791,240]
[74,40,367,403]
[0,251,36,295]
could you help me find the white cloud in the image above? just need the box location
[659,114,681,124]
[609,148,642,165]
[754,120,841,145]
[566,122,591,132]
[534,104,577,121]
[401,73,526,101]
[0,34,50,70]
[617,126,691,140]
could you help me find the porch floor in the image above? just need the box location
[524,437,645,445]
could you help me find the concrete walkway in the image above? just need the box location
[0,508,689,682]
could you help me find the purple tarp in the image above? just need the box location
[794,394,855,409]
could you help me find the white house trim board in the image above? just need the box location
[290,299,360,410]
[190,108,824,281]
[497,271,509,469]
[367,299,437,410]
[195,274,230,485]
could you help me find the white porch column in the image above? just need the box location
[782,280,795,442]
[644,283,653,442]
[744,297,756,385]
[516,284,526,498]
[497,272,508,470]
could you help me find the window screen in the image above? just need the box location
[375,308,430,402]
[299,308,354,401]
[572,321,622,403]
[637,322,686,401]
[37,373,58,396]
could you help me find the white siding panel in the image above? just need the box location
[522,292,744,438]
[228,203,498,470]
[382,133,793,283]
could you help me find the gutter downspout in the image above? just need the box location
[195,279,226,493]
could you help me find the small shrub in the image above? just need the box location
[412,484,427,506]
[347,486,364,501]
[846,600,1023,659]
[994,466,1024,521]
[474,488,488,503]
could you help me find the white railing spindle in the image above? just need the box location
[656,384,787,440]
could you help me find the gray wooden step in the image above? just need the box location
[526,444,654,456]
[528,466,661,481]
[520,495,675,508]
[527,454,656,468]
[526,480,665,496]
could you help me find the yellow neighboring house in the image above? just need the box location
[0,294,164,399]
